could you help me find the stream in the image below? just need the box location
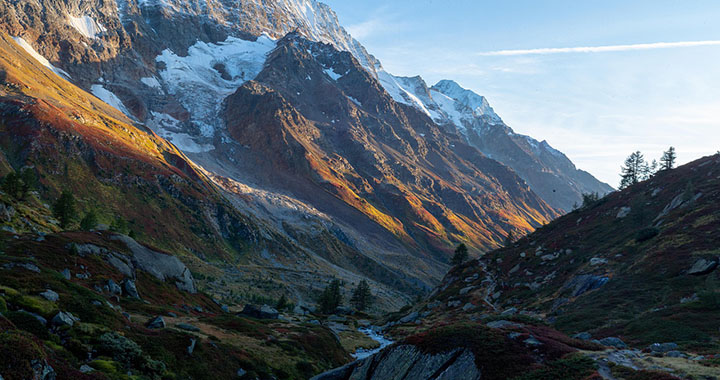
[351,327,394,360]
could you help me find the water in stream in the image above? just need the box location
[352,327,394,360]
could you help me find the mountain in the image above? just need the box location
[0,0,572,307]
[342,154,719,379]
[379,76,614,211]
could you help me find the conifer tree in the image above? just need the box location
[53,191,77,229]
[80,210,99,231]
[660,147,676,171]
[350,280,373,312]
[451,243,469,266]
[620,151,649,189]
[318,279,342,314]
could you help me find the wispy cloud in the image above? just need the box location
[477,40,720,56]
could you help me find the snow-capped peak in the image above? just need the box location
[431,80,502,124]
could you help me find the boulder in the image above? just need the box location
[486,320,522,329]
[146,316,166,329]
[590,257,608,266]
[599,337,627,349]
[459,286,475,295]
[177,323,200,332]
[649,342,679,353]
[112,235,196,293]
[565,275,609,297]
[462,303,475,312]
[51,311,79,327]
[187,338,196,355]
[687,258,718,275]
[123,279,140,299]
[616,207,631,218]
[79,365,94,373]
[107,280,122,296]
[40,290,59,302]
[573,332,592,340]
[399,311,419,324]
[60,269,71,280]
[240,304,279,319]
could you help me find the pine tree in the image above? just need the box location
[318,279,342,314]
[1,172,23,199]
[350,280,373,312]
[451,243,469,266]
[620,151,649,189]
[276,294,289,311]
[80,210,99,231]
[504,230,514,247]
[53,191,76,229]
[660,147,676,171]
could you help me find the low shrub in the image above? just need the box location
[636,228,660,242]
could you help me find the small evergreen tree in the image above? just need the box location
[318,279,342,314]
[620,151,649,189]
[276,294,289,311]
[1,172,23,199]
[110,216,129,235]
[53,191,76,229]
[80,210,99,231]
[660,147,676,171]
[350,280,373,312]
[580,192,600,208]
[451,243,469,266]
[19,168,37,198]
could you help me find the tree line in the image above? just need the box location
[619,146,676,189]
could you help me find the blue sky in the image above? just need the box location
[323,0,720,186]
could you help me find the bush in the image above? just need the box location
[12,295,58,317]
[5,311,49,339]
[0,330,47,379]
[97,332,143,366]
[635,227,659,242]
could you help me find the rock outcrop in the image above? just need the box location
[312,345,480,380]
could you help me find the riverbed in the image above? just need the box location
[351,327,393,359]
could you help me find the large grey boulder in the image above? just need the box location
[649,342,678,353]
[40,289,59,302]
[123,279,140,299]
[146,316,166,329]
[240,304,279,319]
[687,258,718,275]
[111,235,196,293]
[311,345,481,380]
[107,279,122,296]
[51,311,79,327]
[565,275,609,297]
[599,337,627,349]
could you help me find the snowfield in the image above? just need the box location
[67,15,106,39]
[155,35,276,138]
[12,37,71,79]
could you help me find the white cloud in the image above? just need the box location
[477,40,720,56]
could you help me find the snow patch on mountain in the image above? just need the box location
[323,67,343,81]
[377,69,433,117]
[432,80,502,124]
[140,76,162,89]
[91,84,133,117]
[11,37,71,79]
[68,15,106,39]
[155,35,276,137]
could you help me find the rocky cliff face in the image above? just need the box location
[385,77,614,211]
